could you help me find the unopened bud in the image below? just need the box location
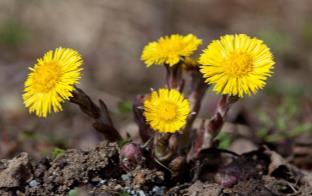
[120,143,144,171]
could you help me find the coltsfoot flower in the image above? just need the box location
[199,34,274,97]
[23,47,83,117]
[141,34,202,67]
[143,88,190,133]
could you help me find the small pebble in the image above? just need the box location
[138,190,145,196]
[29,180,40,187]
[151,186,165,196]
[114,184,122,190]
[124,186,130,191]
[99,179,106,185]
[121,174,131,181]
[152,186,160,192]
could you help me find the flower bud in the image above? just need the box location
[120,143,143,171]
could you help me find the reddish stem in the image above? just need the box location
[70,87,122,142]
[187,95,238,161]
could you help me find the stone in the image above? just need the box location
[0,152,32,188]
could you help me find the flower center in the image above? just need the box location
[32,61,62,93]
[223,52,253,77]
[157,101,178,121]
[161,40,183,55]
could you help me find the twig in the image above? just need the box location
[153,157,173,174]
[142,137,153,149]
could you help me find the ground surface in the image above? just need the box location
[0,141,311,196]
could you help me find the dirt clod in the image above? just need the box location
[132,169,164,187]
[0,152,32,189]
[26,142,121,195]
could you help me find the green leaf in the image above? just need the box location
[0,19,29,47]
[256,127,269,138]
[292,123,312,136]
[257,30,290,54]
[117,139,131,148]
[52,147,65,159]
[216,132,231,149]
[118,100,132,113]
[303,22,312,44]
[68,189,78,196]
[118,191,130,196]
[276,116,286,131]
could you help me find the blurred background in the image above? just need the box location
[0,0,311,164]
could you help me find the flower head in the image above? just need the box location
[23,47,83,117]
[141,34,202,67]
[199,34,274,97]
[143,89,190,133]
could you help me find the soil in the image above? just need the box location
[0,142,311,196]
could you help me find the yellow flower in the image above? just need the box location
[141,34,202,67]
[23,47,83,117]
[143,88,190,133]
[199,34,274,97]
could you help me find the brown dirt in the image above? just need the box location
[0,142,311,196]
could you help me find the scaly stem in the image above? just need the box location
[179,69,209,153]
[154,133,178,162]
[152,62,184,162]
[133,95,153,142]
[70,87,122,142]
[187,95,238,161]
[165,63,183,90]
